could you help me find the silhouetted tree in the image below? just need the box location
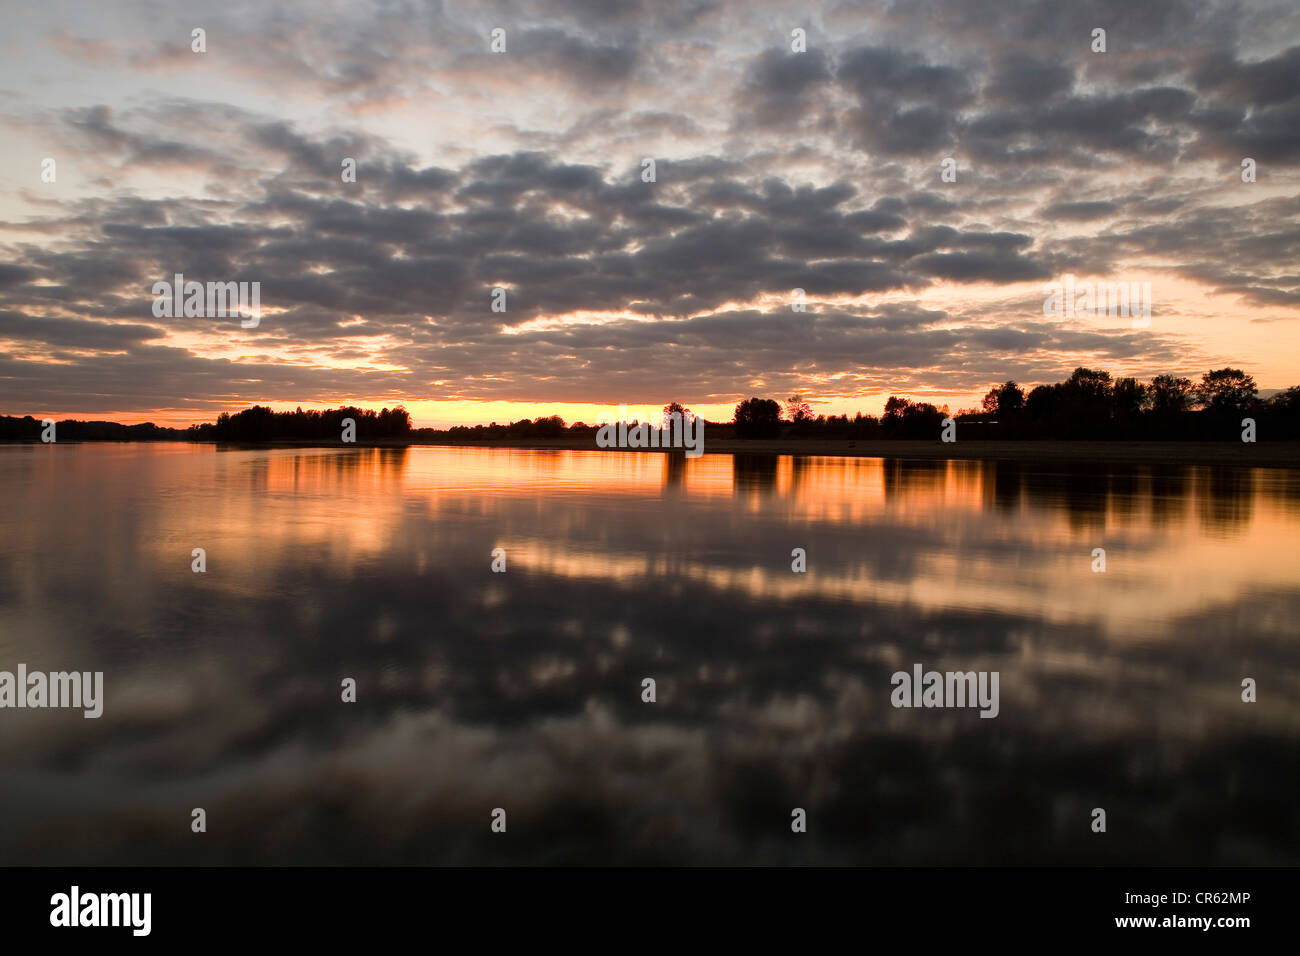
[1197,368,1257,415]
[662,402,694,428]
[900,402,944,438]
[531,415,566,437]
[883,396,910,419]
[1112,377,1147,422]
[982,381,1024,417]
[1262,386,1300,439]
[1148,375,1194,415]
[1266,385,1300,415]
[734,397,782,438]
[881,396,945,437]
[784,394,813,424]
[998,381,1025,416]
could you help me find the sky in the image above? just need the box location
[0,0,1298,428]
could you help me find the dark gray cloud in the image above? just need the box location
[1041,201,1119,221]
[737,47,835,128]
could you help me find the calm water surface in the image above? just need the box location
[0,443,1297,864]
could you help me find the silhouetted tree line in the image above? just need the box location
[0,416,188,441]
[188,405,412,441]
[967,367,1297,440]
[730,367,1300,441]
[5,368,1296,444]
[434,415,572,441]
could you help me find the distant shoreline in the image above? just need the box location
[9,437,1298,467]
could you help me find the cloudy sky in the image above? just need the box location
[1,0,1298,427]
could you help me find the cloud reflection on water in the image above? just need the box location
[0,445,1296,864]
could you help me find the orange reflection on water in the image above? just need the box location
[8,444,1297,643]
